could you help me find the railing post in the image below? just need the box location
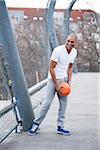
[0,0,34,130]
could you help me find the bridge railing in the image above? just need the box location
[0,79,47,143]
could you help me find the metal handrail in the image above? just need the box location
[0,79,47,118]
[28,79,48,95]
[0,103,15,118]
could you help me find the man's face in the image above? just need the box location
[65,36,76,52]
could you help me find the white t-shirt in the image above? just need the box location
[48,44,77,79]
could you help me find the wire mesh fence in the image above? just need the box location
[0,105,18,143]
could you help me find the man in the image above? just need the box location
[29,34,77,136]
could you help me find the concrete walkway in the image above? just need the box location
[0,73,99,150]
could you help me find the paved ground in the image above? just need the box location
[0,73,100,150]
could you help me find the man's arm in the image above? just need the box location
[50,60,59,91]
[67,63,73,85]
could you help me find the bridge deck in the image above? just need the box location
[0,73,99,150]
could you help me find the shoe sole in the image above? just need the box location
[28,132,37,136]
[57,131,71,136]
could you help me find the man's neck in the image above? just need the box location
[66,48,72,54]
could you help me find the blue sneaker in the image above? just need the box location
[57,126,71,136]
[28,122,39,136]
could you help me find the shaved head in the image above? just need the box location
[65,34,77,53]
[67,34,76,41]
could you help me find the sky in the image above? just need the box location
[5,0,100,14]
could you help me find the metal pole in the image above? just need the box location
[64,0,78,73]
[0,0,34,130]
[64,0,77,38]
[45,0,58,69]
[46,0,59,51]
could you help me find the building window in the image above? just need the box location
[39,17,43,21]
[33,17,38,20]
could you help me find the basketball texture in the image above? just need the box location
[59,82,71,96]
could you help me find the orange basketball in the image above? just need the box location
[59,82,71,96]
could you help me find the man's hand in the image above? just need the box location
[55,83,62,95]
[67,80,71,86]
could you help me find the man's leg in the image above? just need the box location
[56,94,71,135]
[57,94,67,128]
[29,79,55,135]
[34,79,56,125]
